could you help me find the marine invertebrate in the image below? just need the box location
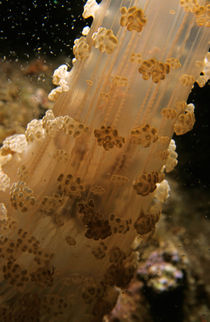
[120,6,147,32]
[0,0,209,321]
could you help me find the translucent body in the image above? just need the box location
[0,0,209,321]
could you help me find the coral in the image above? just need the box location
[134,206,161,236]
[83,0,99,19]
[120,6,147,32]
[180,1,210,27]
[138,58,171,83]
[161,107,178,120]
[48,64,71,101]
[154,179,170,203]
[73,37,91,61]
[0,168,10,192]
[165,139,178,173]
[130,124,158,147]
[94,125,125,150]
[1,134,27,155]
[25,119,45,142]
[10,181,36,212]
[133,171,162,196]
[179,74,196,87]
[174,103,195,135]
[203,52,210,78]
[92,27,118,54]
[0,0,208,321]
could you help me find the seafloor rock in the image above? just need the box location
[0,60,53,144]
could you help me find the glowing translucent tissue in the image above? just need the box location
[0,0,209,321]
